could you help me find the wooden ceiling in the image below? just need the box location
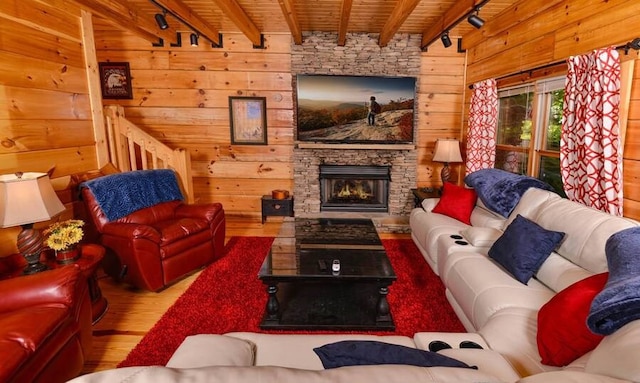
[74,0,520,50]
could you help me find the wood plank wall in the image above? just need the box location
[0,0,98,255]
[462,0,640,221]
[93,26,295,221]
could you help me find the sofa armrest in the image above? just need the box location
[0,266,86,313]
[101,222,161,242]
[175,202,224,222]
[421,198,440,212]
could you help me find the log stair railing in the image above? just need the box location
[103,105,194,203]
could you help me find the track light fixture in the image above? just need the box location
[467,9,484,29]
[190,33,199,47]
[154,11,169,30]
[441,32,452,48]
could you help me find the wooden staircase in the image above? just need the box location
[103,105,194,203]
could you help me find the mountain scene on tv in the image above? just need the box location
[296,75,416,143]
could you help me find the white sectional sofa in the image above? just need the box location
[70,184,640,383]
[410,185,640,381]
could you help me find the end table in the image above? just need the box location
[411,187,441,208]
[261,195,294,223]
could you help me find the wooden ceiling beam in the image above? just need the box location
[337,0,353,46]
[277,0,302,45]
[378,0,421,47]
[212,0,262,47]
[70,0,176,43]
[421,0,488,50]
[152,0,222,46]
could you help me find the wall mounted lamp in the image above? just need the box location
[441,32,452,48]
[433,139,463,185]
[154,11,169,30]
[190,33,199,47]
[467,9,484,29]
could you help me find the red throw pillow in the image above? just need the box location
[431,182,477,225]
[537,273,609,366]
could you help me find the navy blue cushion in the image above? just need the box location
[489,215,565,285]
[313,341,476,369]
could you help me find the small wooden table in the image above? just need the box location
[261,195,294,223]
[411,187,441,208]
[0,243,108,324]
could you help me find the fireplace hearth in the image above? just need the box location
[319,165,390,212]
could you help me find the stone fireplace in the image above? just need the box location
[319,165,390,213]
[293,148,416,217]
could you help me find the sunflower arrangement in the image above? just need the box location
[43,219,85,251]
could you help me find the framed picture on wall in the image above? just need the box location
[229,96,268,145]
[98,62,133,99]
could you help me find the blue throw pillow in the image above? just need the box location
[488,215,565,285]
[313,341,476,369]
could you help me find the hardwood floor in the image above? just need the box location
[83,217,409,373]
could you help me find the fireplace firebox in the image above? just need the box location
[319,165,390,212]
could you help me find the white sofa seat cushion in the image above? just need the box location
[442,252,554,330]
[224,332,415,370]
[478,307,558,378]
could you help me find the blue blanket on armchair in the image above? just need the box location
[588,226,640,335]
[464,169,555,218]
[81,169,184,222]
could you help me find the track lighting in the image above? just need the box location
[154,11,168,30]
[441,32,452,48]
[190,33,199,47]
[467,11,484,29]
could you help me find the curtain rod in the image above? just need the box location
[468,37,640,89]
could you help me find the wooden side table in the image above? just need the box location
[261,195,294,223]
[411,188,441,208]
[0,243,108,324]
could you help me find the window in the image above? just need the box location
[495,77,566,197]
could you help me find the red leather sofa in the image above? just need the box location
[80,170,226,291]
[0,266,93,383]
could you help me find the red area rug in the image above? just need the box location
[119,237,464,367]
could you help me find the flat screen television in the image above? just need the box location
[296,74,416,144]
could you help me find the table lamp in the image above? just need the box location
[0,172,66,274]
[433,139,463,185]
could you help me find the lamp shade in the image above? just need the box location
[433,139,463,163]
[0,172,65,228]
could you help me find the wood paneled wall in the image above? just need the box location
[417,45,467,187]
[93,27,295,220]
[0,0,98,254]
[462,0,640,221]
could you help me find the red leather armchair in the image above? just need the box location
[0,266,92,383]
[80,170,226,291]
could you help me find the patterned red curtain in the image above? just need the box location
[560,47,623,216]
[465,79,498,175]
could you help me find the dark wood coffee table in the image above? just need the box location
[258,218,396,330]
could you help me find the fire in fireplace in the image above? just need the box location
[319,165,390,212]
